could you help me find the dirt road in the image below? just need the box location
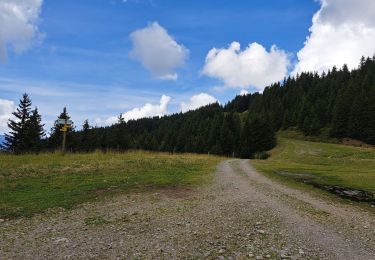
[1,160,374,259]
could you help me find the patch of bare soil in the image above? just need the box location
[342,138,375,148]
[0,160,374,259]
[156,187,194,199]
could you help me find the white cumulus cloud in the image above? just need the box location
[130,22,188,80]
[202,42,290,91]
[98,95,171,125]
[0,0,44,60]
[294,0,375,74]
[180,93,217,113]
[0,98,14,133]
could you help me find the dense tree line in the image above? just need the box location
[224,56,375,144]
[67,104,275,158]
[69,56,374,154]
[3,56,374,155]
[3,95,275,157]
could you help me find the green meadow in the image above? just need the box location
[0,151,221,218]
[252,135,375,195]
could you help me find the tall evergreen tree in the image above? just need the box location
[25,107,45,152]
[240,114,276,158]
[219,115,234,156]
[118,113,125,124]
[82,119,90,131]
[3,93,32,153]
[208,114,223,154]
[81,119,91,152]
[330,91,350,138]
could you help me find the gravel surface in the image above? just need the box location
[1,159,374,259]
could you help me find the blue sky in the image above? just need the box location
[1,0,374,133]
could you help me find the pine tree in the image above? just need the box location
[118,113,125,124]
[219,115,234,156]
[229,112,242,156]
[366,86,375,144]
[83,119,90,131]
[3,93,32,153]
[208,114,223,154]
[240,117,253,158]
[114,124,129,151]
[330,91,350,138]
[25,107,45,152]
[81,119,91,152]
[240,114,276,158]
[282,109,293,129]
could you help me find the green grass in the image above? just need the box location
[252,135,375,194]
[0,151,222,218]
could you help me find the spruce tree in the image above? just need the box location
[239,117,253,158]
[81,119,91,152]
[118,113,125,124]
[3,93,32,153]
[208,114,223,154]
[219,115,234,156]
[229,112,242,156]
[83,119,90,131]
[330,91,350,138]
[366,86,375,144]
[240,115,276,158]
[25,107,45,152]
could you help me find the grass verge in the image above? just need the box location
[0,151,222,218]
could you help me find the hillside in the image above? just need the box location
[3,58,374,157]
[53,57,374,156]
[224,57,375,144]
[252,134,375,203]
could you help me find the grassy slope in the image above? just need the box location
[0,151,222,218]
[252,136,375,194]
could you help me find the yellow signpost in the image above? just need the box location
[56,119,73,153]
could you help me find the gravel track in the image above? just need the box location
[1,159,374,259]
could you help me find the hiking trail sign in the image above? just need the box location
[55,119,73,152]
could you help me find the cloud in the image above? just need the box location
[202,42,290,91]
[97,95,171,125]
[0,0,44,60]
[239,90,249,96]
[159,73,178,81]
[294,0,375,74]
[130,22,188,80]
[0,98,14,133]
[180,93,217,113]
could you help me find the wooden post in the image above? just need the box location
[57,120,73,154]
[62,130,67,153]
